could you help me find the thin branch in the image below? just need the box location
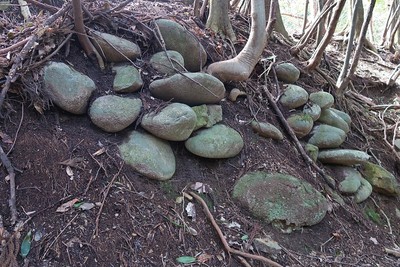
[0,145,17,224]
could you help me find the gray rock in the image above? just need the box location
[359,162,399,196]
[141,103,197,141]
[287,113,313,138]
[394,139,400,150]
[155,19,207,71]
[118,131,175,180]
[150,73,225,105]
[233,171,328,228]
[251,121,284,141]
[113,65,143,93]
[303,103,321,121]
[308,124,346,149]
[317,149,370,166]
[185,124,243,158]
[275,63,300,83]
[305,143,319,162]
[309,91,334,109]
[91,30,141,62]
[150,50,185,75]
[253,237,282,255]
[191,105,223,130]
[318,108,350,133]
[89,96,142,132]
[354,178,372,203]
[43,62,95,114]
[328,166,362,194]
[279,84,309,109]
[330,108,352,126]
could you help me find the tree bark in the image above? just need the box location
[274,0,290,39]
[206,0,236,41]
[305,0,347,71]
[302,0,310,35]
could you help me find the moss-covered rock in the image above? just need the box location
[359,162,399,196]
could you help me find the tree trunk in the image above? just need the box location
[274,0,290,39]
[206,0,236,41]
[302,0,310,35]
[316,0,326,45]
[305,0,347,71]
[207,0,270,82]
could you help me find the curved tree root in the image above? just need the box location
[189,191,283,267]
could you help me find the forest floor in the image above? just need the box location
[1,1,400,266]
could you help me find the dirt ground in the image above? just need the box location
[1,1,400,266]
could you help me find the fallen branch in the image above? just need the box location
[0,144,17,225]
[189,191,283,267]
[25,0,59,13]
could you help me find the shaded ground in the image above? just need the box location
[1,1,400,266]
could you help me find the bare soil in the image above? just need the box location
[1,1,400,267]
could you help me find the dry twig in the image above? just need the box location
[189,191,283,267]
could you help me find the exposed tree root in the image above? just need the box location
[189,191,283,267]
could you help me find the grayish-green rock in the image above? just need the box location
[359,162,399,196]
[328,166,362,194]
[287,113,313,138]
[191,104,223,130]
[251,121,284,141]
[354,178,373,203]
[275,62,300,83]
[279,84,309,109]
[113,65,143,93]
[89,96,142,132]
[43,62,95,114]
[330,108,351,126]
[303,103,321,121]
[149,73,225,105]
[233,171,328,228]
[91,30,141,62]
[308,124,346,149]
[150,50,185,75]
[309,91,334,109]
[141,103,197,141]
[317,149,370,165]
[253,237,282,255]
[155,19,207,71]
[118,131,175,180]
[318,108,350,133]
[305,143,319,162]
[185,124,243,158]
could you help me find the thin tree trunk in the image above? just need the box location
[381,0,400,45]
[388,17,400,50]
[316,0,326,45]
[305,0,347,71]
[337,0,376,94]
[206,0,236,41]
[302,0,310,35]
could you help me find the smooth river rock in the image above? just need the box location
[113,65,143,93]
[318,108,350,133]
[251,121,284,140]
[185,124,244,158]
[309,91,334,109]
[308,124,346,149]
[275,62,300,83]
[279,84,309,109]
[303,103,321,121]
[317,149,370,166]
[119,131,175,180]
[141,103,197,141]
[89,96,142,132]
[233,171,328,229]
[328,165,362,194]
[287,113,314,138]
[354,178,373,203]
[43,62,95,114]
[149,73,225,105]
[150,50,185,75]
[155,19,207,71]
[359,162,399,196]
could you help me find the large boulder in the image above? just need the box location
[155,19,207,71]
[359,162,400,196]
[185,124,243,158]
[274,63,300,83]
[91,30,141,62]
[279,84,309,109]
[150,50,185,75]
[308,124,346,149]
[317,149,370,166]
[141,103,197,141]
[233,171,328,229]
[287,113,313,138]
[89,96,142,132]
[309,91,334,109]
[318,108,350,133]
[118,131,175,180]
[149,73,225,105]
[43,62,95,114]
[113,65,143,93]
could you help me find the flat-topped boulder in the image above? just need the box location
[317,149,370,166]
[43,62,95,115]
[119,131,175,181]
[141,103,197,141]
[89,95,142,132]
[149,73,225,105]
[185,124,243,158]
[155,19,207,71]
[233,171,328,229]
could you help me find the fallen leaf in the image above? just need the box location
[20,230,32,258]
[370,237,378,245]
[185,202,196,221]
[59,157,85,169]
[56,198,79,213]
[197,253,212,263]
[92,147,106,156]
[176,256,196,264]
[78,202,95,211]
[66,166,74,177]
[186,226,197,236]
